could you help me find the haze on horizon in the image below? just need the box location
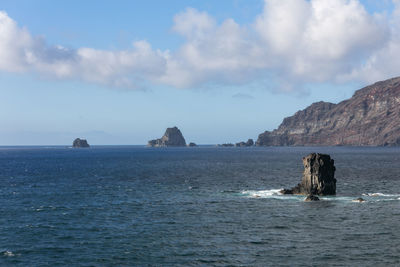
[0,0,399,145]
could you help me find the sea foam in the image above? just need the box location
[3,250,15,257]
[362,192,400,197]
[241,189,284,198]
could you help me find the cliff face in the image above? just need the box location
[148,127,187,147]
[257,77,400,146]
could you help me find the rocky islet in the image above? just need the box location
[72,138,90,148]
[147,127,187,147]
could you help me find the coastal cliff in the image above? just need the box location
[256,77,400,146]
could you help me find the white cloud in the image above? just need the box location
[0,11,167,88]
[255,0,310,55]
[255,0,389,82]
[0,11,34,72]
[0,1,398,91]
[341,0,400,83]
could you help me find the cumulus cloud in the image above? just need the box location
[0,11,167,88]
[341,0,400,83]
[0,0,399,90]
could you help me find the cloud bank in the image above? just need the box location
[0,0,399,90]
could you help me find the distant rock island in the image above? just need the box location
[281,153,336,196]
[256,76,400,146]
[236,139,254,147]
[72,138,90,148]
[217,143,234,147]
[188,142,197,147]
[148,127,187,147]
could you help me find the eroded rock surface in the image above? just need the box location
[280,153,336,196]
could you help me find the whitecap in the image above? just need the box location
[241,189,284,198]
[362,192,400,197]
[3,251,14,257]
[319,196,354,202]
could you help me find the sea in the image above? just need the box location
[1,146,400,266]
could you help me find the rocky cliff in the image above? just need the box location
[148,127,187,147]
[257,77,400,146]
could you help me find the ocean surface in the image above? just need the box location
[1,146,400,266]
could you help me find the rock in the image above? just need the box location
[235,141,246,147]
[147,126,186,147]
[217,143,234,147]
[256,77,400,146]
[246,139,254,146]
[353,197,365,202]
[304,195,320,201]
[279,189,293,194]
[281,153,336,196]
[72,138,90,148]
[188,142,197,147]
[235,139,254,147]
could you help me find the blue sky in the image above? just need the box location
[0,0,398,145]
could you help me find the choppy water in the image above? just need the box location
[1,146,400,266]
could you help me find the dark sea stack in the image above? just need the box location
[147,126,187,147]
[256,76,400,146]
[73,138,90,148]
[280,153,336,196]
[188,142,197,147]
[304,195,320,201]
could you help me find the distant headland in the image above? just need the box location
[256,76,400,146]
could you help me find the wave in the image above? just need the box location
[3,250,15,257]
[362,192,400,197]
[241,189,285,198]
[239,189,400,202]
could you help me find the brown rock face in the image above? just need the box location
[280,153,336,195]
[148,127,187,147]
[257,77,400,146]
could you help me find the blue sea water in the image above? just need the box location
[0,146,400,266]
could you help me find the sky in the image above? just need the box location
[0,0,399,145]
